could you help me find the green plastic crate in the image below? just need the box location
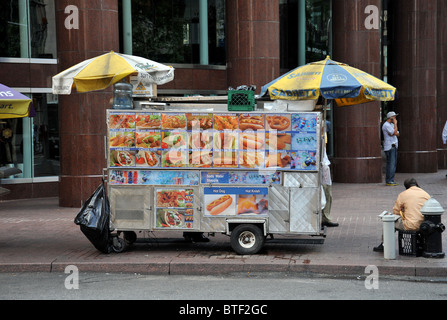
[227,90,255,111]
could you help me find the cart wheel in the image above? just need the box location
[230,224,265,255]
[123,231,137,244]
[112,236,127,253]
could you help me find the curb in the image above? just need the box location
[2,258,446,278]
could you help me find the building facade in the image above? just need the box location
[0,0,446,207]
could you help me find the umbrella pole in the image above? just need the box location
[323,99,327,144]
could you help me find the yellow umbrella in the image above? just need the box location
[0,83,33,119]
[52,51,174,95]
[261,56,396,106]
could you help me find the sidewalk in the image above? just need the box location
[0,171,446,278]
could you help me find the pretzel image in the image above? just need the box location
[266,116,290,131]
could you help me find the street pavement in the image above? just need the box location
[0,170,446,278]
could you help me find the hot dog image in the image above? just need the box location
[239,151,264,168]
[206,195,233,216]
[239,133,265,150]
[239,115,265,130]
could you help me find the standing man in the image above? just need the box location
[382,111,399,186]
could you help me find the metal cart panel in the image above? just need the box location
[290,187,320,233]
[268,185,290,233]
[110,186,152,230]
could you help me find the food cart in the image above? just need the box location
[106,99,326,254]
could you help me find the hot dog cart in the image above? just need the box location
[106,101,326,254]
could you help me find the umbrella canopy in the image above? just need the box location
[260,56,396,106]
[0,84,33,119]
[52,51,175,95]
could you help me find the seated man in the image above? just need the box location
[373,178,430,252]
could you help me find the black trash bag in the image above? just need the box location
[74,182,109,231]
[79,222,111,254]
[74,181,112,253]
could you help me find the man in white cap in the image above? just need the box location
[382,111,399,186]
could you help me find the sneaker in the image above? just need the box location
[373,243,384,252]
[386,182,398,186]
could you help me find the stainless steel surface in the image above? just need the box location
[110,186,152,230]
[106,110,324,239]
[289,187,320,233]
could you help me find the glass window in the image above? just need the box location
[0,93,60,178]
[306,0,331,63]
[0,0,57,59]
[128,0,225,65]
[31,93,60,177]
[280,0,332,70]
[280,0,332,155]
[207,0,226,65]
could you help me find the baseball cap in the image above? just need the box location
[387,111,398,119]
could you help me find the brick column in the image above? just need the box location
[331,0,383,183]
[226,0,280,94]
[55,1,119,207]
[389,0,438,173]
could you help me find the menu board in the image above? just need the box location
[155,188,194,229]
[203,187,269,217]
[107,111,319,171]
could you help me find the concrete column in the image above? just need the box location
[389,0,438,173]
[437,0,447,168]
[55,0,119,207]
[226,0,280,93]
[331,0,383,183]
